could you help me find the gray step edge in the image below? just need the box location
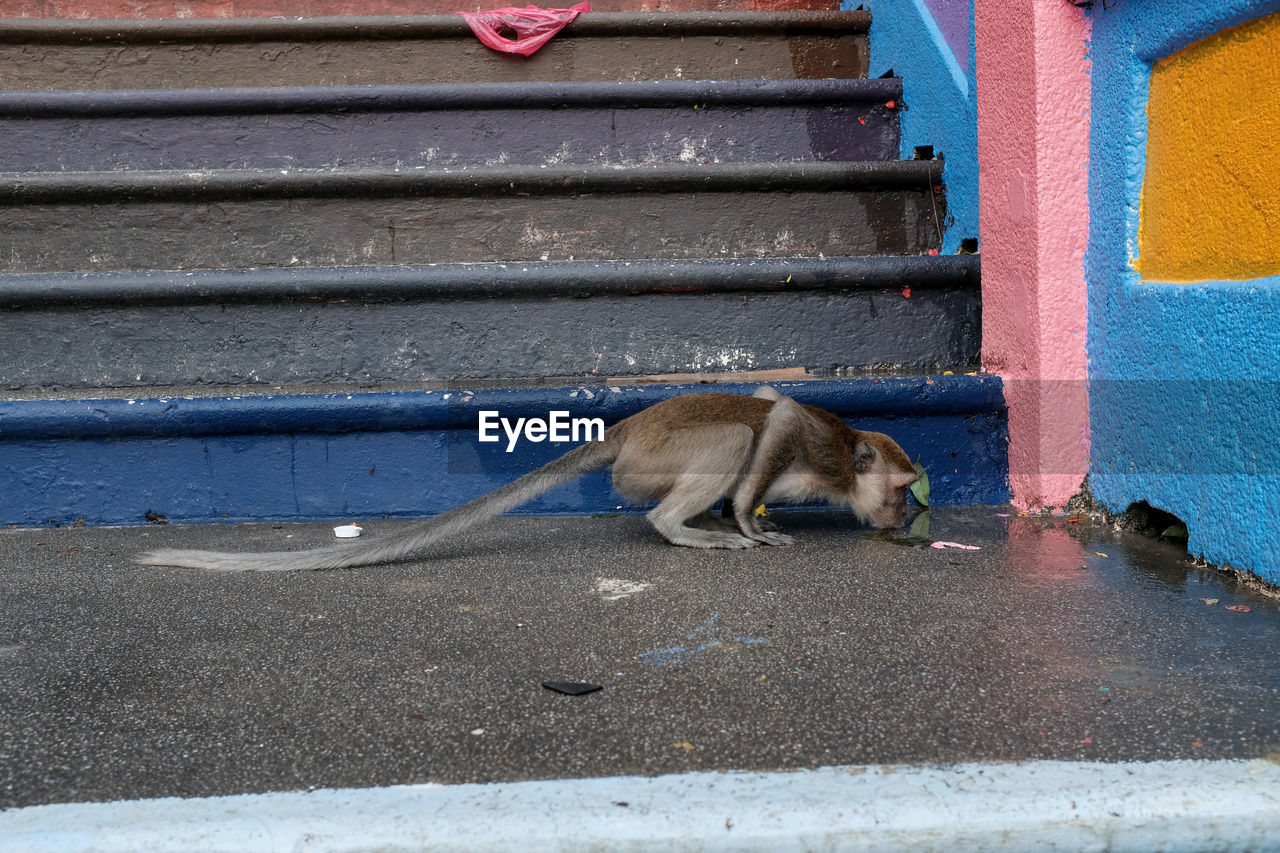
[0,11,873,44]
[0,160,942,203]
[0,77,902,118]
[0,255,978,308]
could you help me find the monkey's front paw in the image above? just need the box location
[753,531,795,546]
[714,534,759,549]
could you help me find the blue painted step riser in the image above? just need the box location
[0,380,1008,526]
[0,81,901,171]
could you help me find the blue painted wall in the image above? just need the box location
[1087,0,1280,585]
[851,0,977,253]
[0,379,1008,527]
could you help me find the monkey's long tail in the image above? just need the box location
[134,439,619,572]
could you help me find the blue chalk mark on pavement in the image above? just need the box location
[638,613,764,666]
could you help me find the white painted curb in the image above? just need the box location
[3,759,1279,852]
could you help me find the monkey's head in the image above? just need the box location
[848,431,919,528]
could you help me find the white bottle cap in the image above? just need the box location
[333,524,363,539]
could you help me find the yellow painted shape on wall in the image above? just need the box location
[1138,12,1280,282]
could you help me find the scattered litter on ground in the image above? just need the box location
[594,577,652,601]
[1095,552,1109,558]
[931,541,981,551]
[542,681,603,696]
[459,1,590,56]
[672,741,695,751]
[1226,605,1253,613]
[1200,598,1219,606]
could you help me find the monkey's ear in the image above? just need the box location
[853,441,877,473]
[753,385,783,402]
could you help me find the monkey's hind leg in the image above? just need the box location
[638,425,758,549]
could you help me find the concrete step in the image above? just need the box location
[9,0,845,16]
[0,79,902,171]
[0,12,870,89]
[0,376,1007,526]
[0,255,978,389]
[0,161,945,273]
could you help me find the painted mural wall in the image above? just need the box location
[1088,0,1280,586]
[1137,13,1280,284]
[845,0,977,254]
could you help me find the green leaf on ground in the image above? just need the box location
[910,462,930,507]
[1161,524,1189,540]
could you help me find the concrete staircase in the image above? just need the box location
[0,10,1005,526]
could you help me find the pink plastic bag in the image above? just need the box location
[458,2,591,57]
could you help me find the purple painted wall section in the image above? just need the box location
[922,0,971,73]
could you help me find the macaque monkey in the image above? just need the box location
[136,387,920,572]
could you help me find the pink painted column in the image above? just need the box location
[976,0,1092,511]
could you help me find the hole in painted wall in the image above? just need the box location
[959,238,979,254]
[1119,501,1189,548]
[913,146,935,160]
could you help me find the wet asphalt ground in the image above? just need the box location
[2,507,1279,810]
